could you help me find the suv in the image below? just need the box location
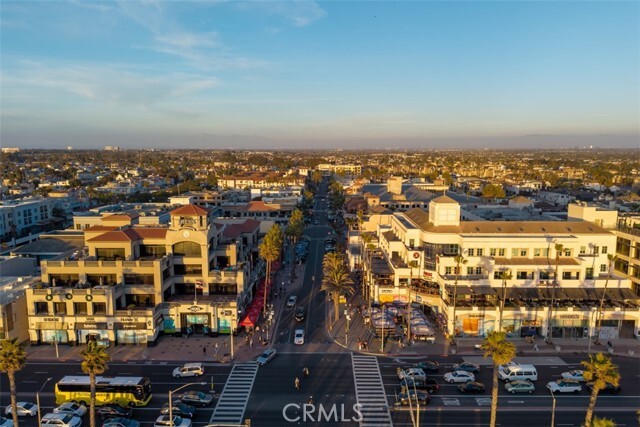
[41,413,82,427]
[397,368,427,381]
[400,377,439,394]
[173,363,204,378]
[294,307,306,322]
[286,296,297,308]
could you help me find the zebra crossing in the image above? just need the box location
[351,354,394,427]
[209,362,259,425]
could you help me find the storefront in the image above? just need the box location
[76,322,109,344]
[551,314,588,339]
[455,313,495,338]
[35,319,71,344]
[217,308,235,334]
[501,317,543,337]
[181,313,211,335]
[114,321,148,344]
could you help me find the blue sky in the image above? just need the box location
[1,0,638,149]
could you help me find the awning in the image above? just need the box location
[445,285,474,296]
[507,288,541,299]
[239,279,268,327]
[471,286,496,296]
[606,288,639,301]
[560,288,590,300]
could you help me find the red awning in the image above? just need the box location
[239,279,267,327]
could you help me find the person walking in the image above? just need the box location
[203,346,207,356]
[294,377,300,390]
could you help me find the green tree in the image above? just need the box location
[259,224,284,314]
[595,255,617,344]
[498,269,513,333]
[582,353,620,427]
[481,331,517,427]
[547,242,564,342]
[591,417,616,427]
[482,184,506,199]
[0,338,26,427]
[81,341,111,427]
[286,209,305,269]
[321,252,354,325]
[450,252,467,344]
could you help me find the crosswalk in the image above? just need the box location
[351,354,394,427]
[209,362,259,425]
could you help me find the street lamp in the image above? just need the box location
[345,311,351,346]
[169,382,206,427]
[37,377,53,427]
[549,387,556,427]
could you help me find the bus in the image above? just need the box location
[55,376,152,407]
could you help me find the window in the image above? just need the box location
[498,248,505,257]
[563,249,571,257]
[74,302,87,315]
[35,302,48,315]
[468,249,475,256]
[602,246,608,254]
[96,248,125,260]
[517,271,529,279]
[445,267,452,275]
[173,241,201,257]
[579,246,586,255]
[93,303,107,315]
[494,270,510,279]
[174,264,203,275]
[539,271,551,280]
[467,267,474,275]
[593,246,600,255]
[54,302,67,315]
[475,267,482,275]
[600,264,607,272]
[511,248,518,257]
[586,268,594,280]
[477,248,483,256]
[490,248,497,256]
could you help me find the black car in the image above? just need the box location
[413,360,440,372]
[397,389,430,406]
[585,382,621,394]
[178,391,214,407]
[160,401,196,418]
[97,405,133,419]
[458,381,486,394]
[400,377,440,394]
[295,307,306,322]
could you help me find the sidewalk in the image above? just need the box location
[25,264,307,364]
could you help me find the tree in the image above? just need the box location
[482,184,506,199]
[481,331,516,427]
[498,269,512,333]
[547,242,564,343]
[311,170,323,187]
[450,252,467,344]
[259,224,283,315]
[0,338,26,427]
[81,341,111,427]
[321,252,354,326]
[582,353,620,427]
[595,255,617,345]
[591,417,616,427]
[285,209,305,272]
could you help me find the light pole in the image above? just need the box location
[37,377,53,427]
[345,311,351,346]
[169,382,206,427]
[587,308,597,355]
[549,388,556,427]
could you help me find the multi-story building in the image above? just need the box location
[360,195,639,341]
[317,164,362,175]
[0,198,56,241]
[615,214,640,296]
[26,204,263,346]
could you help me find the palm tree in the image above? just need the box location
[547,242,564,343]
[450,252,467,344]
[259,224,284,315]
[285,209,305,272]
[498,269,513,333]
[0,338,26,427]
[595,255,617,345]
[407,260,419,343]
[321,252,354,325]
[81,341,111,427]
[481,331,517,427]
[582,352,620,427]
[591,417,616,427]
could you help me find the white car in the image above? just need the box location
[256,348,277,365]
[5,402,38,417]
[154,415,191,427]
[444,370,476,383]
[286,296,298,308]
[397,368,427,380]
[41,413,82,427]
[561,369,586,382]
[294,329,305,345]
[0,417,14,427]
[53,402,87,417]
[173,363,204,378]
[546,379,582,393]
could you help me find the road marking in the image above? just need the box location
[476,397,492,406]
[442,398,461,406]
[507,400,525,404]
[210,362,258,425]
[351,354,393,427]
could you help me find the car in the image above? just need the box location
[444,370,475,383]
[97,406,132,419]
[397,390,430,406]
[505,380,535,394]
[458,381,486,394]
[53,403,87,417]
[294,307,306,321]
[256,348,277,365]
[561,369,586,382]
[413,361,440,372]
[397,367,427,381]
[585,382,621,394]
[0,417,14,427]
[498,362,519,376]
[153,415,191,427]
[546,379,582,393]
[160,402,196,419]
[102,418,140,427]
[41,413,82,427]
[286,296,297,308]
[452,362,480,373]
[400,377,440,394]
[172,363,204,378]
[294,329,305,345]
[5,402,37,417]
[177,391,213,407]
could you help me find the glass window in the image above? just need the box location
[586,268,594,279]
[477,248,483,256]
[579,246,586,255]
[602,246,608,254]
[490,248,497,256]
[468,249,475,256]
[173,241,201,257]
[475,267,482,275]
[467,267,474,275]
[445,267,452,275]
[498,248,505,257]
[600,264,607,272]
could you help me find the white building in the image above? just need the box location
[0,198,55,240]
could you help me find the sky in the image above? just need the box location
[1,0,639,150]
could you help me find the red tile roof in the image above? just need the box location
[170,204,210,216]
[85,225,119,232]
[87,228,141,242]
[102,214,140,221]
[134,228,168,239]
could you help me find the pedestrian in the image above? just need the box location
[533,344,539,352]
[607,340,612,348]
[249,337,254,348]
[203,346,207,356]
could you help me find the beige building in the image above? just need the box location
[28,204,262,346]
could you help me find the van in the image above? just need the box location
[498,364,538,382]
[173,362,204,378]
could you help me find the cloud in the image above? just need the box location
[68,0,112,12]
[263,0,326,27]
[156,31,221,49]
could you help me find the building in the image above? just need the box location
[359,195,639,341]
[0,198,56,241]
[26,204,264,346]
[317,164,362,175]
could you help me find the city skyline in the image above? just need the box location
[1,0,638,149]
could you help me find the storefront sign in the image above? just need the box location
[118,317,139,322]
[43,317,61,322]
[467,314,485,318]
[114,322,147,329]
[76,323,108,329]
[188,306,203,312]
[423,271,433,278]
[36,322,68,330]
[380,289,393,294]
[559,314,580,319]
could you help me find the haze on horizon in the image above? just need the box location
[1,1,638,150]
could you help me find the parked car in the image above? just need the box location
[444,371,475,383]
[504,380,535,394]
[399,377,439,394]
[546,379,582,393]
[458,381,486,394]
[173,363,204,378]
[286,296,297,308]
[153,415,191,427]
[397,390,430,406]
[294,307,306,322]
[5,403,37,417]
[294,329,305,345]
[41,413,82,427]
[102,418,140,427]
[0,417,14,427]
[585,382,621,394]
[97,406,132,419]
[53,403,87,417]
[452,362,480,373]
[160,402,195,419]
[177,392,213,407]
[397,367,427,381]
[256,348,277,365]
[561,370,586,382]
[413,361,440,372]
